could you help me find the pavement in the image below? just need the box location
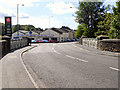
[0,46,37,88]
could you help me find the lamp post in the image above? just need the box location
[49,16,53,28]
[17,4,24,38]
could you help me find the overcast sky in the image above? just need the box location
[0,0,117,29]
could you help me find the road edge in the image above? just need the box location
[20,45,39,88]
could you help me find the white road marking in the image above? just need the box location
[71,44,90,52]
[20,53,39,88]
[109,67,120,71]
[66,55,88,62]
[54,50,61,54]
[76,58,89,62]
[52,44,60,54]
[66,55,76,59]
[20,47,40,88]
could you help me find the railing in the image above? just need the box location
[10,38,28,50]
[82,38,98,49]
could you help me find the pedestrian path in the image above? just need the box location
[0,46,35,88]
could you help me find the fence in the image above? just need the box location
[82,38,98,49]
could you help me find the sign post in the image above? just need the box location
[5,17,12,38]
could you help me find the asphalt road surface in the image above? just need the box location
[23,42,119,88]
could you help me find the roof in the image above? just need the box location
[50,28,63,34]
[33,30,43,34]
[12,30,39,37]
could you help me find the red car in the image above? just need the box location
[49,40,57,43]
[36,40,43,42]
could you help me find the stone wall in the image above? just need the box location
[0,40,7,57]
[0,36,29,57]
[98,39,120,52]
[80,37,120,52]
[10,38,28,50]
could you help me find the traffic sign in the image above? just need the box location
[29,31,32,34]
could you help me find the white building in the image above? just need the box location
[12,27,75,42]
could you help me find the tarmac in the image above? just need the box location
[0,42,119,89]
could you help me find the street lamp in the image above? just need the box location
[49,16,53,28]
[17,4,24,25]
[17,4,24,38]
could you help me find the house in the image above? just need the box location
[12,26,75,42]
[12,30,39,40]
[39,27,75,42]
[39,28,62,42]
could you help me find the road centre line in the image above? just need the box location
[109,67,120,71]
[66,55,88,62]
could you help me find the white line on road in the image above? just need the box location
[71,44,90,52]
[52,44,61,54]
[54,50,61,54]
[109,67,120,71]
[20,49,39,88]
[66,55,88,62]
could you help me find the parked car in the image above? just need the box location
[42,40,49,42]
[71,39,76,42]
[49,40,57,43]
[31,40,36,42]
[36,40,40,42]
[67,39,71,42]
[39,40,43,42]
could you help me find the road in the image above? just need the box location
[23,42,119,88]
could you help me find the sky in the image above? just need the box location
[0,0,117,30]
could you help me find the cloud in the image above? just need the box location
[0,0,40,7]
[0,0,78,29]
[46,2,76,14]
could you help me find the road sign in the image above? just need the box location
[29,31,32,34]
[5,17,12,37]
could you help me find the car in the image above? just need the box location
[67,39,71,42]
[42,40,49,42]
[39,40,43,42]
[31,40,36,42]
[71,39,76,42]
[49,40,57,43]
[36,40,40,42]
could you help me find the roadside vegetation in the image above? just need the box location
[75,0,120,39]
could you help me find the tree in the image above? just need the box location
[75,1,106,37]
[95,13,113,36]
[75,24,87,38]
[109,1,120,39]
[0,22,5,35]
[95,4,114,37]
[12,24,21,33]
